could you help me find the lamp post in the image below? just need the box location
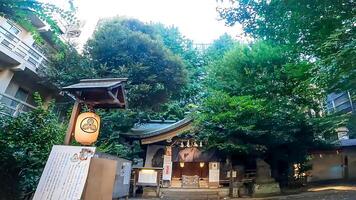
[62,78,128,145]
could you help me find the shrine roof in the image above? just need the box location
[62,78,128,109]
[62,78,127,90]
[121,117,193,144]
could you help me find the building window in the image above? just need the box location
[10,87,29,108]
[3,20,21,35]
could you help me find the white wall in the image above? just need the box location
[0,69,14,93]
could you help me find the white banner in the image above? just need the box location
[33,145,95,200]
[162,155,172,180]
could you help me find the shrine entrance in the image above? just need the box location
[171,162,209,188]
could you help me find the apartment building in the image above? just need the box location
[0,15,76,117]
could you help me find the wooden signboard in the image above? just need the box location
[82,158,117,200]
[33,145,95,200]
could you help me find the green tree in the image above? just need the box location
[152,23,204,106]
[0,96,65,199]
[197,42,345,182]
[218,0,355,93]
[84,17,187,109]
[41,46,96,87]
[204,33,235,62]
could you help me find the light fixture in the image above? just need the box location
[180,162,185,168]
[74,112,101,145]
[141,169,155,174]
[200,162,205,168]
[186,140,191,147]
[180,141,184,148]
[199,141,203,147]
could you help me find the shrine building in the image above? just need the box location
[122,117,231,189]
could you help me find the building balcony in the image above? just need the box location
[0,92,35,117]
[326,92,354,114]
[0,25,48,73]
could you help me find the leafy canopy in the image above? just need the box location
[218,0,355,92]
[84,17,187,109]
[197,42,344,170]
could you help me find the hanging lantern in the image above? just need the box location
[75,112,101,145]
[199,141,203,147]
[200,162,205,168]
[180,162,185,168]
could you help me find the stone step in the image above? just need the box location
[161,190,220,200]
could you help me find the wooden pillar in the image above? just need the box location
[156,170,161,197]
[133,170,137,197]
[64,101,81,145]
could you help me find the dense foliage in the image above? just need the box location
[0,97,65,199]
[84,18,187,109]
[197,41,348,181]
[218,0,355,93]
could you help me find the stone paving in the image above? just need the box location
[129,184,356,200]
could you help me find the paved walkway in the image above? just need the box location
[129,184,356,199]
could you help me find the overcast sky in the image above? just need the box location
[47,0,242,46]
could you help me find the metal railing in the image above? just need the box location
[0,92,36,117]
[0,25,48,71]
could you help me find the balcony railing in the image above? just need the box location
[326,92,354,114]
[0,25,48,71]
[0,92,35,117]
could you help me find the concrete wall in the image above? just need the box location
[0,69,14,93]
[343,149,356,179]
[309,153,344,182]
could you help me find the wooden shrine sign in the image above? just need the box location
[33,145,119,200]
[33,145,96,200]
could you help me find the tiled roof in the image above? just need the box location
[121,117,193,139]
[62,78,127,90]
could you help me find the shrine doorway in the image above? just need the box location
[171,162,209,188]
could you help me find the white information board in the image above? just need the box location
[138,170,157,184]
[209,162,220,182]
[33,145,96,200]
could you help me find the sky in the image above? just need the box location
[47,0,243,47]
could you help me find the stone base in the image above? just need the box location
[252,182,281,197]
[142,187,159,198]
